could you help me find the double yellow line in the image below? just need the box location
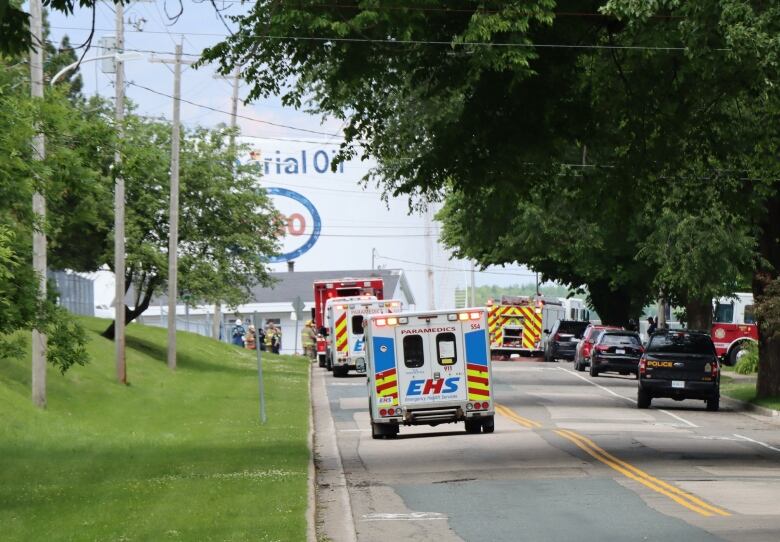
[496,404,730,518]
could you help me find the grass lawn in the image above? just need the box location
[721,376,780,411]
[0,317,310,541]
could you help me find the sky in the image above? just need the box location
[46,1,543,308]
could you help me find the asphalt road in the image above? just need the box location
[313,360,780,542]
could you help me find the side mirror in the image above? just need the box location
[543,329,550,335]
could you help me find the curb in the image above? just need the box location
[306,362,316,542]
[721,394,780,418]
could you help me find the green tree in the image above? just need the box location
[100,114,282,338]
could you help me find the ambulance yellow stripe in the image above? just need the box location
[467,381,490,392]
[376,375,397,386]
[378,385,398,397]
[467,369,488,379]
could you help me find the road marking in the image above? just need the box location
[329,382,364,386]
[495,404,729,517]
[558,367,699,428]
[734,433,780,453]
[339,429,369,432]
[555,429,730,517]
[361,512,448,521]
[495,404,542,428]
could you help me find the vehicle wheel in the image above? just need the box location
[318,354,325,368]
[727,343,747,367]
[371,421,382,439]
[465,419,482,434]
[637,388,651,409]
[481,416,495,434]
[706,395,720,412]
[589,362,599,377]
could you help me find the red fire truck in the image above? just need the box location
[313,278,384,367]
[712,292,758,365]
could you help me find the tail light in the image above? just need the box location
[595,344,609,352]
[553,333,561,341]
[711,358,719,377]
[638,356,647,376]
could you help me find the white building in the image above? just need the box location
[136,267,415,355]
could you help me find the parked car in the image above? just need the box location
[589,331,644,377]
[574,324,622,371]
[543,320,590,362]
[638,330,720,411]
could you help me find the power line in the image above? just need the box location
[376,254,538,277]
[126,81,347,138]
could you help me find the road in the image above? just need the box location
[313,360,780,542]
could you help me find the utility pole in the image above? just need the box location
[114,1,127,384]
[424,206,435,310]
[29,0,47,408]
[167,42,183,370]
[149,43,195,369]
[371,247,376,270]
[212,67,241,341]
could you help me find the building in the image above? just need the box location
[136,267,415,355]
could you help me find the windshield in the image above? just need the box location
[647,333,715,355]
[557,321,590,337]
[600,334,641,346]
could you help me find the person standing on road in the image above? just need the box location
[302,320,317,361]
[231,319,246,347]
[647,316,657,335]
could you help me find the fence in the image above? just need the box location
[48,270,94,316]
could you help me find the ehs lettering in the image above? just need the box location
[406,377,460,396]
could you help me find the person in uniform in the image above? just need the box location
[302,320,317,361]
[245,324,257,350]
[231,319,245,347]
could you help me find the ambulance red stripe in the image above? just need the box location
[467,363,488,372]
[376,380,398,393]
[467,387,490,397]
[467,375,489,386]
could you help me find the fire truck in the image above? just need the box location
[712,292,758,365]
[487,295,565,359]
[312,278,384,367]
[325,297,402,376]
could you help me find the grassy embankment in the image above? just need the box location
[720,365,780,411]
[0,317,310,541]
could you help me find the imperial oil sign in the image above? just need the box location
[242,143,345,263]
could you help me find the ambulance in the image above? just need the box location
[364,308,494,439]
[325,297,402,376]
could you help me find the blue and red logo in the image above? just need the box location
[406,377,460,396]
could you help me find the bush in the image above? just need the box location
[734,341,759,374]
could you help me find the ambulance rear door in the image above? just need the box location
[395,315,467,407]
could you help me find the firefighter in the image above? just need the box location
[264,324,275,352]
[244,325,257,350]
[301,320,317,361]
[271,324,282,354]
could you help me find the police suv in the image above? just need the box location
[365,308,494,439]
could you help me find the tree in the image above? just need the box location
[203,1,779,394]
[100,114,282,338]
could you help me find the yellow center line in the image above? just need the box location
[495,403,730,518]
[557,429,730,517]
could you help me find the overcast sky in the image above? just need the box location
[46,1,543,306]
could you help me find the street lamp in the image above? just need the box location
[49,53,143,86]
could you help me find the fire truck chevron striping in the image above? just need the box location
[373,337,399,406]
[519,306,541,349]
[488,304,542,350]
[335,312,348,352]
[466,329,491,400]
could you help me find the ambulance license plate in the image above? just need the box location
[672,380,685,389]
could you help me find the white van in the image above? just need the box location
[326,297,400,376]
[365,308,494,439]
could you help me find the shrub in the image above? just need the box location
[734,341,759,374]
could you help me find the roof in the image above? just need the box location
[145,268,415,307]
[250,268,415,305]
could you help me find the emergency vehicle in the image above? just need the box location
[326,297,403,377]
[487,295,566,359]
[312,278,384,367]
[712,293,758,365]
[364,308,494,439]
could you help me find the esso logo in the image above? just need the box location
[714,328,726,339]
[265,187,321,263]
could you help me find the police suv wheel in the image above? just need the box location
[637,388,651,409]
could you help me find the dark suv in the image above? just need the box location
[589,331,644,377]
[638,330,720,411]
[543,320,590,362]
